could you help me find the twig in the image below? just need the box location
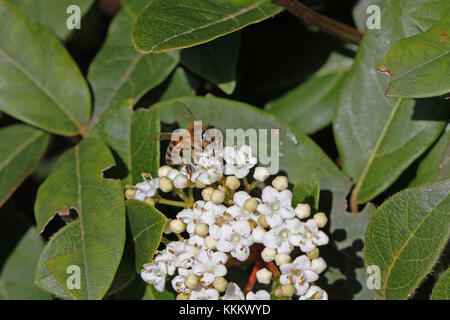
[274,0,363,45]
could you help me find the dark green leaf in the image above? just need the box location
[126,200,167,273]
[0,124,49,207]
[160,67,195,101]
[364,179,450,299]
[132,0,282,53]
[292,180,320,212]
[34,138,126,300]
[143,285,175,300]
[0,0,91,136]
[430,268,450,300]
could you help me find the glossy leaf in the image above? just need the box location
[8,0,94,40]
[430,268,450,300]
[88,6,179,125]
[132,0,282,53]
[34,138,125,300]
[0,124,49,207]
[181,32,240,94]
[0,228,52,300]
[334,0,448,205]
[126,200,167,273]
[365,179,450,299]
[0,0,91,136]
[266,52,353,135]
[379,14,450,98]
[91,100,160,184]
[409,125,449,187]
[155,96,351,217]
[292,180,320,212]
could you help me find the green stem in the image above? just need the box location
[157,198,188,208]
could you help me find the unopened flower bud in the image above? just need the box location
[158,165,172,178]
[314,212,328,228]
[166,169,180,180]
[144,197,155,206]
[256,268,272,284]
[306,247,320,260]
[173,174,188,189]
[201,187,214,201]
[311,257,327,274]
[204,236,217,250]
[272,176,288,191]
[194,223,209,237]
[295,203,311,219]
[159,177,173,193]
[281,284,295,297]
[257,215,269,228]
[251,226,266,243]
[244,198,258,213]
[170,219,186,234]
[125,188,136,199]
[185,274,199,289]
[176,293,190,300]
[261,247,276,262]
[211,190,225,204]
[163,219,172,234]
[275,254,291,266]
[253,167,270,182]
[225,176,240,190]
[213,277,228,292]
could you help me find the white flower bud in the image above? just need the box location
[144,197,155,206]
[163,219,172,234]
[314,212,328,228]
[257,215,268,228]
[275,254,291,266]
[225,176,240,190]
[213,277,228,292]
[201,187,214,201]
[253,167,270,182]
[244,198,258,213]
[261,247,276,262]
[125,188,136,199]
[256,268,272,284]
[272,176,288,191]
[251,226,266,243]
[173,174,189,189]
[310,257,327,274]
[159,177,173,193]
[194,223,209,237]
[170,219,186,233]
[176,293,190,300]
[280,284,295,297]
[211,190,225,204]
[185,274,199,290]
[158,165,172,178]
[204,236,217,250]
[166,168,180,180]
[295,203,311,219]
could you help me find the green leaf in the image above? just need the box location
[378,14,450,98]
[132,0,282,53]
[160,67,195,101]
[0,0,91,136]
[7,0,94,40]
[0,228,52,300]
[87,7,179,126]
[155,96,351,217]
[91,100,160,185]
[126,200,167,273]
[334,0,448,205]
[181,32,240,94]
[34,138,126,300]
[266,52,353,135]
[430,268,450,300]
[410,125,449,187]
[0,124,49,207]
[292,180,320,212]
[407,0,450,31]
[364,179,450,300]
[143,285,175,300]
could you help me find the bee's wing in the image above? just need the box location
[172,101,197,125]
[146,131,173,141]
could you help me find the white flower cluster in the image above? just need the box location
[127,145,329,300]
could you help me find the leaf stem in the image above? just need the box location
[274,0,363,45]
[157,198,189,208]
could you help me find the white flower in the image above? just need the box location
[177,201,217,235]
[153,241,185,275]
[288,219,329,252]
[171,268,192,294]
[230,191,260,222]
[299,286,328,300]
[173,173,189,189]
[190,288,219,300]
[257,186,295,228]
[175,235,205,268]
[191,155,224,185]
[222,282,244,300]
[246,290,271,300]
[223,145,257,179]
[141,263,166,292]
[216,220,254,261]
[192,249,228,286]
[263,224,295,254]
[280,255,319,296]
[134,176,159,201]
[251,226,266,243]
